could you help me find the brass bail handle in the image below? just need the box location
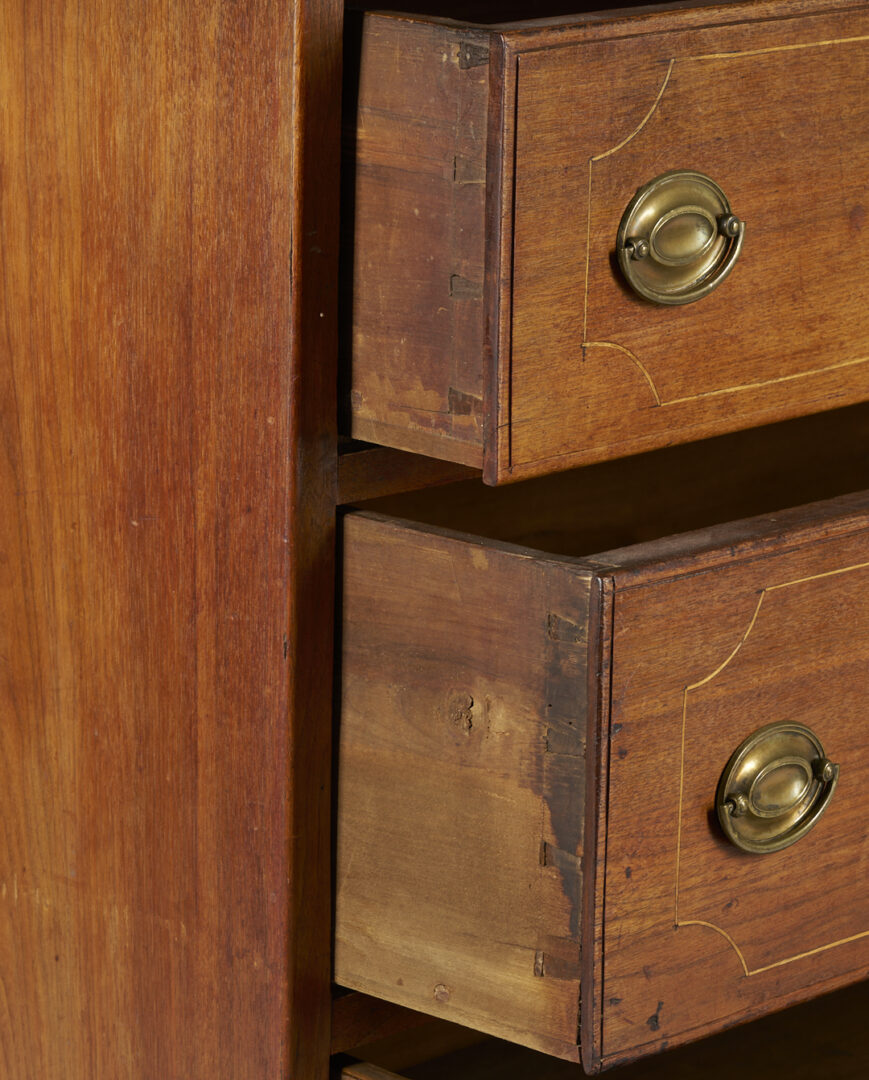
[716,722,839,855]
[617,170,744,306]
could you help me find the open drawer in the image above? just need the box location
[345,0,869,482]
[334,409,869,1071]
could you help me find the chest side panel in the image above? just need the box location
[349,16,491,467]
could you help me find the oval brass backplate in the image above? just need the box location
[617,170,744,306]
[716,722,838,855]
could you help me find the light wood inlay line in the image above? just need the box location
[766,560,869,592]
[660,356,869,407]
[591,59,675,163]
[677,921,750,977]
[687,591,767,692]
[748,930,869,976]
[582,161,594,346]
[685,34,869,62]
[675,922,869,978]
[581,341,662,405]
[674,687,690,924]
[675,591,766,923]
[579,349,869,409]
[582,61,674,345]
[676,921,869,977]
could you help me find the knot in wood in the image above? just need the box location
[446,692,474,734]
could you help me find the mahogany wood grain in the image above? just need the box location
[0,1,340,1076]
[346,0,869,483]
[508,5,869,480]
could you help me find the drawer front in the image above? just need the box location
[508,6,869,480]
[593,515,869,1068]
[348,2,869,483]
[336,492,869,1070]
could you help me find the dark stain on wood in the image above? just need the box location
[450,275,484,301]
[448,388,483,416]
[646,1002,665,1032]
[458,41,490,68]
[542,574,591,940]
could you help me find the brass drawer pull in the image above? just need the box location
[716,722,838,854]
[617,170,744,306]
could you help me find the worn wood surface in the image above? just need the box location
[335,514,592,1060]
[346,1,869,482]
[0,1,339,1077]
[347,16,490,467]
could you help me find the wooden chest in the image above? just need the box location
[345,0,869,483]
[334,409,869,1072]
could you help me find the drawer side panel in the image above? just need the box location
[347,17,491,467]
[335,514,594,1058]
